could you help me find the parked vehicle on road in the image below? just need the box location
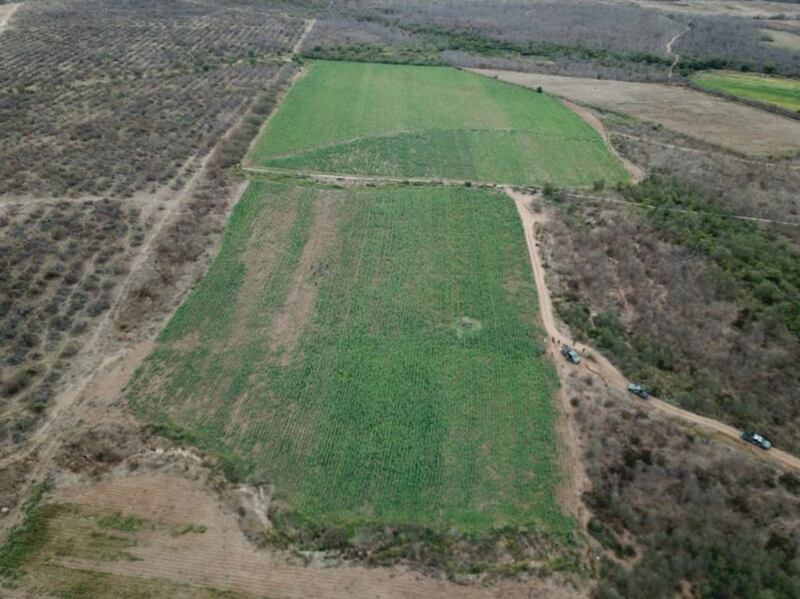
[560,345,581,364]
[741,431,772,450]
[627,383,649,399]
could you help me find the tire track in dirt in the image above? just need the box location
[507,187,800,474]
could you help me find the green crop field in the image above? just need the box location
[250,61,627,188]
[692,70,800,113]
[128,181,569,533]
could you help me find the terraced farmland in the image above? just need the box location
[692,70,800,112]
[250,61,628,188]
[128,181,568,532]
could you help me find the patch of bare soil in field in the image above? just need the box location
[472,69,800,156]
[268,192,340,363]
[32,472,586,599]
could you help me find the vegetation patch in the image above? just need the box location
[250,61,627,187]
[0,482,48,580]
[692,70,800,112]
[128,181,570,534]
[0,492,232,596]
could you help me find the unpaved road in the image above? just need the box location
[244,164,503,188]
[507,187,800,474]
[560,100,644,183]
[665,26,688,78]
[293,17,315,54]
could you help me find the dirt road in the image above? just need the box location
[507,187,800,474]
[665,27,688,78]
[560,100,645,183]
[293,17,315,55]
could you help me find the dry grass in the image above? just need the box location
[472,69,800,156]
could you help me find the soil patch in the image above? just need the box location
[53,473,586,599]
[268,192,340,363]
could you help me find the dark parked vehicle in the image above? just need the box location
[627,383,649,399]
[741,431,772,450]
[560,345,581,364]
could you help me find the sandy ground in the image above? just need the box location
[0,3,19,34]
[506,188,800,474]
[472,69,800,156]
[52,473,584,599]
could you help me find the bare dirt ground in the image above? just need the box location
[471,68,800,156]
[0,3,19,34]
[44,472,584,599]
[268,192,340,362]
[507,187,800,474]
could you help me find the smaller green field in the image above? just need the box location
[250,61,627,188]
[692,70,800,112]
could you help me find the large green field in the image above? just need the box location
[128,181,568,533]
[692,70,800,112]
[250,61,627,187]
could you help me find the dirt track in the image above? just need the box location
[665,26,688,78]
[508,187,800,474]
[560,100,644,183]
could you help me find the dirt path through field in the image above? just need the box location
[665,26,688,78]
[0,3,19,34]
[293,17,315,55]
[507,187,800,474]
[561,100,645,183]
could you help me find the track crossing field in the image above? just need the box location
[250,61,627,187]
[128,182,569,532]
